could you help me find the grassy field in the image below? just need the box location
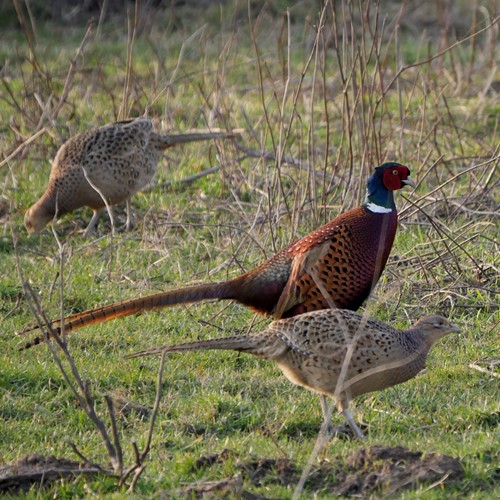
[0,0,499,497]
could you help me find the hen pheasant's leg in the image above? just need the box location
[124,199,134,231]
[319,396,360,439]
[83,208,104,238]
[342,408,365,440]
[319,395,333,433]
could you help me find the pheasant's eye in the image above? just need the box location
[392,169,399,175]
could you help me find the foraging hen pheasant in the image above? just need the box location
[127,310,459,439]
[19,162,415,349]
[24,118,236,237]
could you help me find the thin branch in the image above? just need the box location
[51,23,94,121]
[140,350,167,461]
[67,441,111,473]
[147,157,246,191]
[469,363,500,379]
[381,15,500,97]
[0,127,48,169]
[13,226,121,473]
[105,395,124,473]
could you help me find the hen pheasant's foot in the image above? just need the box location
[117,220,135,233]
[115,200,135,232]
[320,419,357,439]
[117,223,134,233]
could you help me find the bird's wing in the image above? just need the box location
[82,119,152,165]
[273,253,307,319]
[270,312,397,361]
[273,239,332,318]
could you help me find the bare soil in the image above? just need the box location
[179,445,464,498]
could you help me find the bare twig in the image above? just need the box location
[381,15,500,97]
[105,395,124,473]
[468,363,500,379]
[120,351,168,490]
[0,127,48,169]
[147,157,246,191]
[234,143,321,174]
[15,269,122,474]
[120,4,138,120]
[50,23,94,122]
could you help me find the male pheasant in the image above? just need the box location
[19,162,415,349]
[24,117,236,237]
[127,310,459,439]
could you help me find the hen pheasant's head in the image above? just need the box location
[24,204,53,235]
[412,314,460,345]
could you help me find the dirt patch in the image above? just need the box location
[180,475,247,499]
[182,445,464,497]
[0,454,109,493]
[334,445,464,496]
[2,446,464,496]
[191,448,233,471]
[239,457,300,487]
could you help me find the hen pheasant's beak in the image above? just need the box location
[402,176,416,188]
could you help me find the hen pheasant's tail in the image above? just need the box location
[152,129,241,149]
[125,335,259,359]
[18,281,233,350]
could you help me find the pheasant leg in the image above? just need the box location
[342,408,365,440]
[83,208,104,238]
[318,395,355,438]
[122,199,134,231]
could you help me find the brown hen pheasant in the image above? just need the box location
[24,117,236,237]
[127,310,459,439]
[20,163,415,349]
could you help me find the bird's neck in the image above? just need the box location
[35,191,57,217]
[404,328,434,351]
[363,182,396,214]
[39,186,69,217]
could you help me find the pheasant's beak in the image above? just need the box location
[449,323,461,333]
[402,176,416,188]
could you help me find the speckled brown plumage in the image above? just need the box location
[24,118,236,236]
[19,163,415,349]
[127,310,460,439]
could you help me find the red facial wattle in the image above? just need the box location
[383,165,410,191]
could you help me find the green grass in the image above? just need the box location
[0,0,499,497]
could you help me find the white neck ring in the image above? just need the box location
[365,201,393,213]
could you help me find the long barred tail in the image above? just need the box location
[18,281,232,350]
[125,335,259,359]
[152,130,240,149]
